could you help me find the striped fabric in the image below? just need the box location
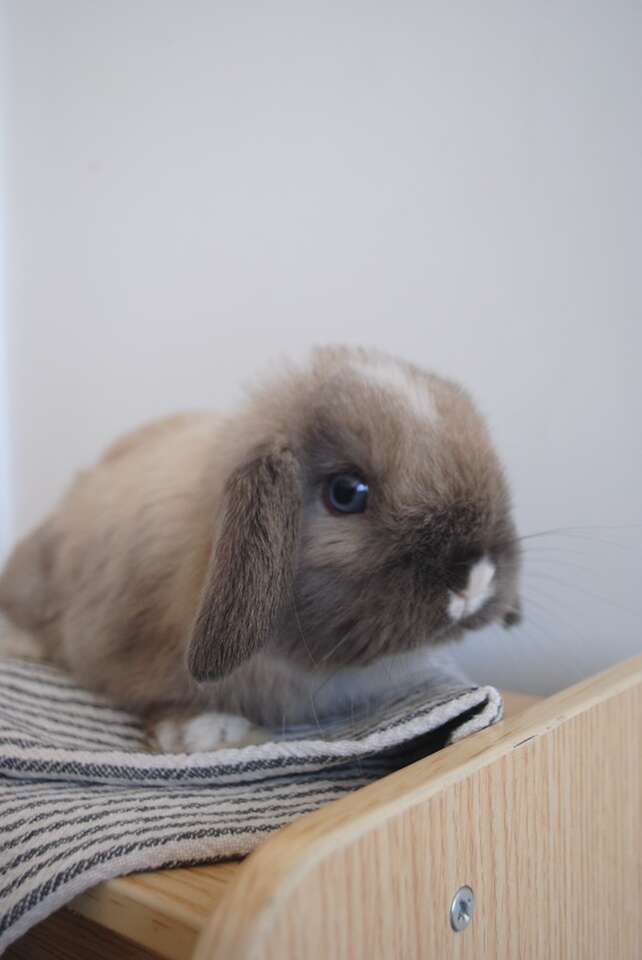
[0,657,502,953]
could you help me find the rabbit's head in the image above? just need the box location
[188,346,521,681]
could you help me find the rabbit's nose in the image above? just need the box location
[447,556,496,622]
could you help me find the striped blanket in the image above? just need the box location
[0,657,502,954]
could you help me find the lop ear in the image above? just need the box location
[187,444,302,682]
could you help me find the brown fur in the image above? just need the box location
[0,346,521,727]
[189,443,302,680]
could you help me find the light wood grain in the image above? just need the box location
[500,688,540,716]
[6,908,162,960]
[197,654,642,960]
[65,687,536,959]
[68,862,241,960]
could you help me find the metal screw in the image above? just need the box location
[449,885,475,932]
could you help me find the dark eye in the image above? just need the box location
[324,474,369,515]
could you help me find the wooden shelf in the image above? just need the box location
[9,666,641,959]
[8,689,541,960]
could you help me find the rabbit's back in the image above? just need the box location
[0,412,223,709]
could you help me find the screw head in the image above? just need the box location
[450,885,475,932]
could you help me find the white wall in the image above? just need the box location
[3,1,641,694]
[0,9,12,555]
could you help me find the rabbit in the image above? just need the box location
[0,345,522,751]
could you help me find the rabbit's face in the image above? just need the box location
[188,347,521,684]
[275,349,521,668]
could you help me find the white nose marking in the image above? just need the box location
[448,557,496,622]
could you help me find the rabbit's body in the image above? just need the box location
[0,346,521,748]
[1,413,222,710]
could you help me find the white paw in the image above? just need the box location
[153,712,270,753]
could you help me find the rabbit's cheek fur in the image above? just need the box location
[276,557,455,670]
[272,479,520,669]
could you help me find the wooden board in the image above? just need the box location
[5,909,162,960]
[500,689,539,715]
[196,655,642,959]
[66,862,241,960]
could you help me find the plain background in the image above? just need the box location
[1,2,640,694]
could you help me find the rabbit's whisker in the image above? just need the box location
[291,590,317,668]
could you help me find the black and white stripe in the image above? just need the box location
[0,658,501,954]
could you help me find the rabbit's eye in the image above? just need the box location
[324,474,369,515]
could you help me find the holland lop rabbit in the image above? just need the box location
[0,346,521,750]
